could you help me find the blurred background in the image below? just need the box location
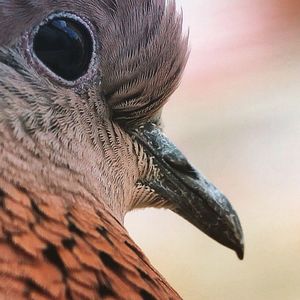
[126,1,300,299]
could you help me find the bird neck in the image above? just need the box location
[0,176,181,299]
[0,123,132,223]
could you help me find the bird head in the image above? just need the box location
[0,0,244,259]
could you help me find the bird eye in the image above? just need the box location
[32,15,94,81]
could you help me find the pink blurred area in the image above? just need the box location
[180,0,300,89]
[126,1,300,300]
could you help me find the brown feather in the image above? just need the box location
[0,180,180,299]
[0,0,202,299]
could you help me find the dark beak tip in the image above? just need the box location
[232,220,245,260]
[233,220,245,260]
[235,242,244,260]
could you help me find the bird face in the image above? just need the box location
[0,1,244,258]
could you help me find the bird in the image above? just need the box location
[0,0,244,299]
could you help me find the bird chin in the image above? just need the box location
[130,123,244,260]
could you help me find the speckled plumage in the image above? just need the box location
[0,0,188,218]
[0,179,180,299]
[0,0,244,299]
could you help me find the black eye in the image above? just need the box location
[33,16,93,81]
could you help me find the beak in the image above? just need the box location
[131,123,244,259]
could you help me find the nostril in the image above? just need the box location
[162,150,199,180]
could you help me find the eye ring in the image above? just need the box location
[26,12,96,86]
